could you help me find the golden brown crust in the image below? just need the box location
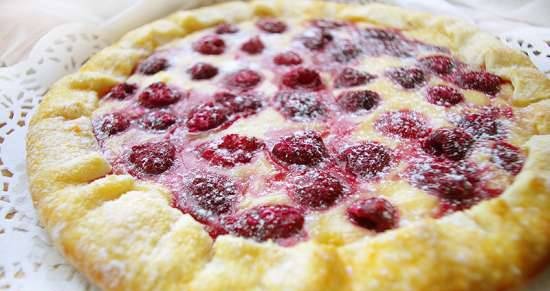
[26,1,550,290]
[339,135,550,291]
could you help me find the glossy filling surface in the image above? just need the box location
[92,18,523,246]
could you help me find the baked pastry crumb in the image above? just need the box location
[26,1,550,290]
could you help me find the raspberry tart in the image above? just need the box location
[26,1,550,290]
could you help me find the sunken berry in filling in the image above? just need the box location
[92,18,521,246]
[347,197,398,232]
[199,134,264,168]
[290,169,346,210]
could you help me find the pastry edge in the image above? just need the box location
[26,1,550,290]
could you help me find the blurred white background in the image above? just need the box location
[0,0,134,65]
[1,0,548,66]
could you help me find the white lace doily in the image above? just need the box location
[0,1,549,290]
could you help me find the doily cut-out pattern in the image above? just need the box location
[0,1,548,291]
[498,27,550,76]
[0,23,108,291]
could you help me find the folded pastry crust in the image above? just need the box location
[26,1,550,290]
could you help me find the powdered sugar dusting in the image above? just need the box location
[91,18,520,245]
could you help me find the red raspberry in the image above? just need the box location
[227,205,304,241]
[188,63,218,80]
[426,85,464,107]
[406,158,478,200]
[137,56,168,75]
[334,68,375,88]
[281,67,323,91]
[105,83,137,100]
[291,170,345,210]
[336,90,380,112]
[455,71,503,96]
[437,198,482,216]
[331,41,362,63]
[490,141,523,175]
[178,209,229,238]
[301,28,333,50]
[213,91,262,115]
[94,113,130,137]
[375,110,430,139]
[386,67,426,89]
[487,105,513,119]
[188,173,239,215]
[347,197,398,232]
[241,36,265,54]
[203,222,229,239]
[422,128,474,161]
[419,55,455,75]
[193,35,226,55]
[271,131,328,166]
[138,82,182,108]
[186,102,229,132]
[215,23,239,34]
[275,91,326,121]
[200,134,264,167]
[140,110,177,130]
[362,28,412,57]
[458,111,499,138]
[256,19,287,33]
[225,69,262,91]
[129,141,176,174]
[339,143,392,178]
[273,51,303,66]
